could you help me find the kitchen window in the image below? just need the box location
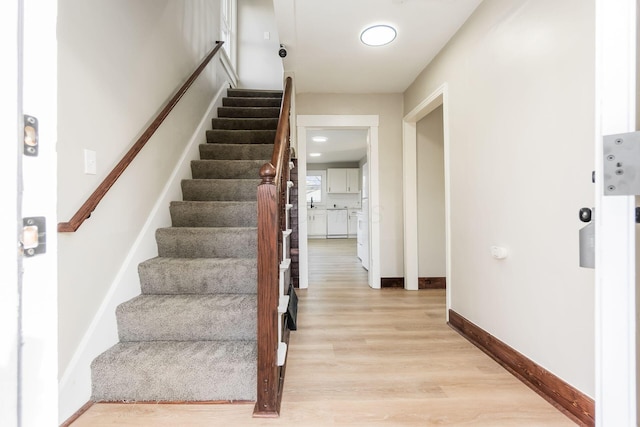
[306,170,326,205]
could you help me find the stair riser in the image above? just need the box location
[212,118,278,130]
[156,228,257,258]
[191,160,264,180]
[218,107,280,118]
[116,295,256,342]
[227,89,283,98]
[170,202,257,228]
[206,129,276,144]
[91,341,257,402]
[138,258,257,295]
[181,179,260,201]
[199,144,273,161]
[222,97,281,107]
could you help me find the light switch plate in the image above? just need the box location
[84,149,96,175]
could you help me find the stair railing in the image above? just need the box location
[254,76,293,417]
[58,41,224,232]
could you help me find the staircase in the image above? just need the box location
[91,88,283,402]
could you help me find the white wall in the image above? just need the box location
[237,0,283,89]
[57,0,230,420]
[417,106,446,278]
[296,94,404,277]
[404,0,596,396]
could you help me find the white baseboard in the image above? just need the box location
[58,81,230,424]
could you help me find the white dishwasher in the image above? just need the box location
[326,209,348,238]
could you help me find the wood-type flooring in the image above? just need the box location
[71,238,575,426]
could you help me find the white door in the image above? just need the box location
[0,2,22,425]
[595,0,637,425]
[19,1,59,425]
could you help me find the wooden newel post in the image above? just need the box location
[254,162,280,417]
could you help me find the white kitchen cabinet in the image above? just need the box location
[327,168,359,193]
[327,168,347,193]
[307,209,327,238]
[346,168,360,193]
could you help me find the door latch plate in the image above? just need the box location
[603,131,640,196]
[23,115,39,157]
[21,217,46,257]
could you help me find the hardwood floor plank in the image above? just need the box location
[72,238,575,426]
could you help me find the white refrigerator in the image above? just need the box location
[358,162,370,270]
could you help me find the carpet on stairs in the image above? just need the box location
[90,88,283,402]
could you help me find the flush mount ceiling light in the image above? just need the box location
[360,24,397,47]
[309,153,322,157]
[312,136,328,142]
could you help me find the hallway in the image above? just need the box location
[72,239,574,426]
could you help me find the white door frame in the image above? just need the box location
[297,115,380,289]
[1,1,22,425]
[402,84,451,309]
[595,0,637,424]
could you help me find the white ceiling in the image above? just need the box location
[274,0,482,94]
[306,129,368,164]
[275,0,481,164]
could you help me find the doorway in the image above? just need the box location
[297,115,381,289]
[416,106,446,289]
[304,128,367,285]
[402,84,451,310]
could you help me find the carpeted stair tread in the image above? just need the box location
[91,340,256,402]
[227,89,282,98]
[91,86,281,404]
[156,227,257,258]
[217,106,280,118]
[211,118,278,130]
[206,129,276,144]
[170,201,257,227]
[191,159,265,179]
[181,179,260,201]
[222,97,282,107]
[139,257,256,295]
[199,143,273,160]
[117,294,256,342]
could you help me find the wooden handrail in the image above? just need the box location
[58,41,224,232]
[269,78,293,183]
[254,76,293,417]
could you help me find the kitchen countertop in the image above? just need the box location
[308,206,360,210]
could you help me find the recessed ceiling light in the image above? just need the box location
[360,24,397,47]
[312,136,328,142]
[309,153,322,157]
